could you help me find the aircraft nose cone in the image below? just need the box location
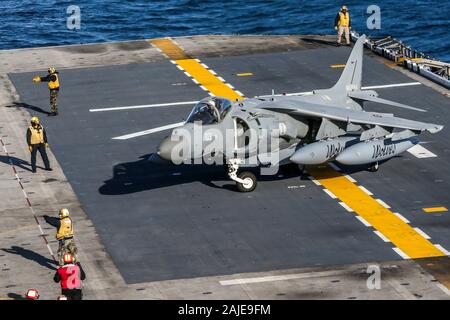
[290,150,315,165]
[158,136,178,161]
[335,149,360,165]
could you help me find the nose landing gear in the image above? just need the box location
[236,171,257,192]
[227,159,257,192]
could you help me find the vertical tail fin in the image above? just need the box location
[330,34,366,92]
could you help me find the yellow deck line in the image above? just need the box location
[151,37,446,261]
[308,166,445,259]
[330,64,346,68]
[236,72,253,76]
[151,38,243,101]
[176,59,243,101]
[423,207,448,213]
[151,38,190,60]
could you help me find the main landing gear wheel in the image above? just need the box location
[369,162,379,172]
[236,171,257,192]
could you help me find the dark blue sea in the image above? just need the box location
[1,0,449,61]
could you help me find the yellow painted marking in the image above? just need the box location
[151,38,190,60]
[177,59,243,101]
[308,165,446,259]
[236,72,253,76]
[330,64,346,68]
[423,207,448,213]
[151,36,446,261]
[152,38,243,101]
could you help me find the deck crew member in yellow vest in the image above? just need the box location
[26,116,52,173]
[56,208,78,266]
[32,66,60,116]
[334,5,351,46]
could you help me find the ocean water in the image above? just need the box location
[0,0,449,61]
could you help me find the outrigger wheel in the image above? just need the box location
[236,171,257,192]
[369,161,379,172]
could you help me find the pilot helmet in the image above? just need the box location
[204,98,216,109]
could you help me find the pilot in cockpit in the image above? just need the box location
[187,97,232,125]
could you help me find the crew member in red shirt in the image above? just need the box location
[53,253,86,300]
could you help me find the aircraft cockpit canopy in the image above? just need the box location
[187,97,233,125]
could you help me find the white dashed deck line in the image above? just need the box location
[356,216,372,227]
[413,227,431,240]
[309,177,321,186]
[392,247,410,260]
[374,231,391,242]
[434,244,450,256]
[393,212,410,224]
[344,175,357,183]
[323,189,337,199]
[376,199,391,209]
[358,185,373,196]
[338,202,354,212]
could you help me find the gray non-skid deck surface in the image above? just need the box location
[8,46,449,284]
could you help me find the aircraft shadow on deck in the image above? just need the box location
[336,156,400,174]
[98,154,401,195]
[98,154,309,195]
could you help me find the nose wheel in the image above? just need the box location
[227,159,257,192]
[236,171,257,192]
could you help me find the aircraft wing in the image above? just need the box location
[263,101,443,134]
[348,91,427,112]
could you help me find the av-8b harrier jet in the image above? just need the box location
[156,35,443,192]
